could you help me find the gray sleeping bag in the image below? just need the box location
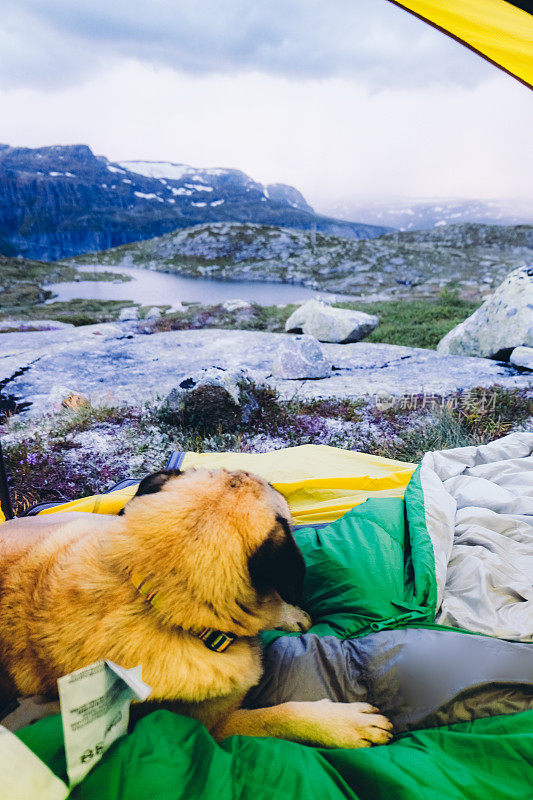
[247,629,533,732]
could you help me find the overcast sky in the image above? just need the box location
[1,0,532,209]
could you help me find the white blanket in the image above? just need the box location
[420,432,533,641]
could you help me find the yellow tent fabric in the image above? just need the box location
[10,446,416,526]
[388,0,533,89]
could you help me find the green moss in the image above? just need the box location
[0,252,131,321]
[74,270,131,283]
[2,299,136,326]
[154,290,478,350]
[0,253,77,286]
[333,291,480,350]
[287,397,365,423]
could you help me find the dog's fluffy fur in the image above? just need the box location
[0,468,392,747]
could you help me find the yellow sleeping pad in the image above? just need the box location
[7,445,416,526]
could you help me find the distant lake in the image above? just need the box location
[45,265,344,307]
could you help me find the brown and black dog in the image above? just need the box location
[0,468,392,747]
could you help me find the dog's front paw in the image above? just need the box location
[340,701,394,748]
[276,603,312,633]
[291,699,394,748]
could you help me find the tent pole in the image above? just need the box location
[0,440,14,520]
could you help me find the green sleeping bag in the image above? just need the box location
[16,465,533,798]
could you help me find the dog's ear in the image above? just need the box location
[248,515,305,605]
[118,469,181,515]
[134,470,182,498]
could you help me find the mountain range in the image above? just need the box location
[0,144,390,261]
[319,196,533,232]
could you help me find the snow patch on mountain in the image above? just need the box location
[133,191,164,202]
[185,183,213,192]
[118,160,192,180]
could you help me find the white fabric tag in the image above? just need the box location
[0,725,69,800]
[58,659,151,787]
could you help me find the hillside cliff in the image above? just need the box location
[0,144,390,260]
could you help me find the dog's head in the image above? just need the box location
[117,468,305,633]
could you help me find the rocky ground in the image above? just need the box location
[2,323,531,419]
[74,221,533,300]
[1,316,531,515]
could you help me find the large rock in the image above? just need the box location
[285,299,378,343]
[118,306,139,322]
[161,366,260,432]
[222,299,252,312]
[510,346,533,371]
[165,366,248,407]
[272,334,332,379]
[48,384,90,411]
[437,266,533,358]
